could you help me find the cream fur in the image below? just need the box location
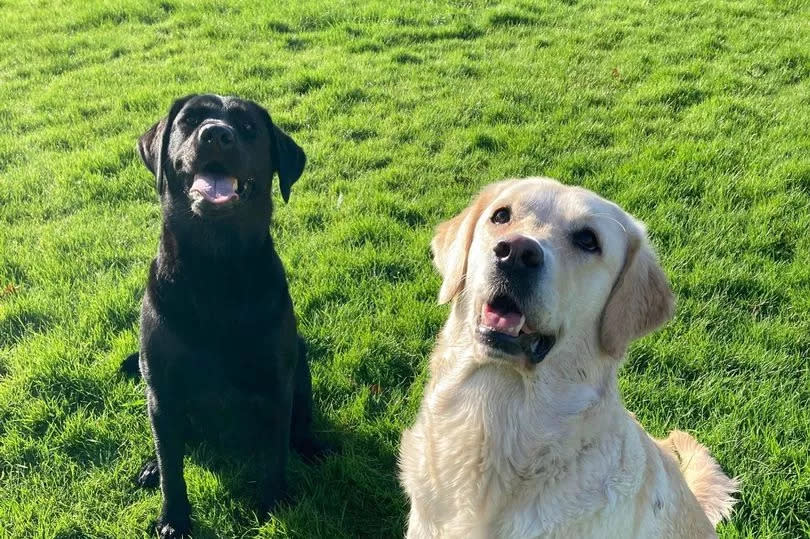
[399,178,737,538]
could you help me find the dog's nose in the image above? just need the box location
[494,235,543,270]
[199,124,234,150]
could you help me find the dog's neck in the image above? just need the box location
[426,308,628,471]
[159,203,273,261]
[431,317,622,443]
[155,222,277,288]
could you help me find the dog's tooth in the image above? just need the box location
[231,178,238,191]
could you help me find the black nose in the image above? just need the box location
[199,124,234,150]
[494,235,543,270]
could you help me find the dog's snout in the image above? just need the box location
[494,235,543,270]
[200,124,234,150]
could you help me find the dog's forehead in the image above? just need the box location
[220,95,260,113]
[183,94,224,110]
[182,94,258,116]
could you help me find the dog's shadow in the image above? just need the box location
[122,351,409,539]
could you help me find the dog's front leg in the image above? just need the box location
[258,378,293,512]
[290,336,334,460]
[147,386,191,539]
[406,504,437,539]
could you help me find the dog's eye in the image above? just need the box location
[491,207,511,224]
[241,121,256,133]
[183,115,201,128]
[572,228,601,253]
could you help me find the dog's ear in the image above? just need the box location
[272,125,306,203]
[599,218,675,358]
[137,121,161,177]
[432,181,510,304]
[259,109,306,203]
[137,94,196,194]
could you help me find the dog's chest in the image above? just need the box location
[155,253,284,328]
[185,335,281,390]
[410,377,553,527]
[152,269,292,419]
[407,369,644,538]
[184,283,274,330]
[180,347,280,437]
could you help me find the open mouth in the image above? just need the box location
[189,162,244,205]
[476,294,555,365]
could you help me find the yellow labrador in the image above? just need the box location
[399,178,737,538]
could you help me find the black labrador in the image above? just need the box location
[129,94,323,538]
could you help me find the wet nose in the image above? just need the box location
[199,124,234,150]
[493,235,543,270]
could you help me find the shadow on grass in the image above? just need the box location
[283,336,408,538]
[0,308,51,348]
[129,411,405,538]
[280,414,407,538]
[122,342,407,539]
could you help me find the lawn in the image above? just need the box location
[0,0,809,537]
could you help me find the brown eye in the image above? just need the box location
[243,121,255,132]
[572,228,601,253]
[491,207,511,224]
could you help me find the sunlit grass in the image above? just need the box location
[0,0,808,536]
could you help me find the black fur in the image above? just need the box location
[131,94,323,539]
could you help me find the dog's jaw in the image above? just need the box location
[466,291,558,369]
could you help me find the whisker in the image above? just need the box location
[588,213,627,234]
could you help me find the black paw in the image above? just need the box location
[292,436,337,463]
[156,506,191,539]
[259,486,289,515]
[156,520,190,539]
[136,458,160,488]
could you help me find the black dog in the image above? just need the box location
[131,94,322,538]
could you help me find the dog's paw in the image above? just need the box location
[258,489,288,516]
[257,478,290,515]
[156,521,190,539]
[156,498,192,539]
[136,459,160,488]
[293,436,338,463]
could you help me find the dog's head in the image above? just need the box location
[137,94,305,219]
[432,178,674,369]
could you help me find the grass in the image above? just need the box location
[0,0,808,536]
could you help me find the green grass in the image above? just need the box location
[0,0,808,536]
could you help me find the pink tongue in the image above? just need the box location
[481,303,525,337]
[190,173,237,204]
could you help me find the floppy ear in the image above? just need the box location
[599,219,675,358]
[272,125,306,203]
[136,121,162,177]
[432,181,510,304]
[136,94,196,194]
[260,109,306,203]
